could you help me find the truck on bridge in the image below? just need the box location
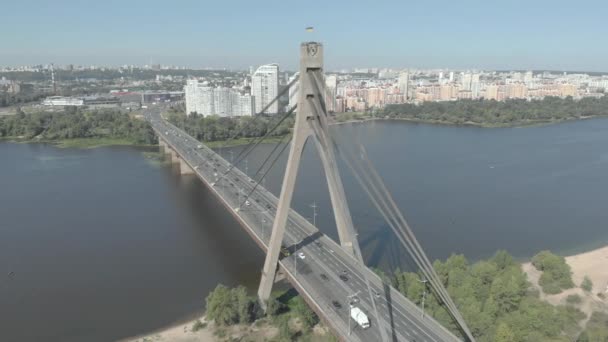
[350,306,370,329]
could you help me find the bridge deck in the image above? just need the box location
[145,107,461,342]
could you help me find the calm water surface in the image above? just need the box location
[2,118,608,341]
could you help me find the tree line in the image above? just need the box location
[167,110,294,143]
[0,108,156,145]
[378,250,606,341]
[381,96,608,126]
[0,91,49,108]
[205,285,325,341]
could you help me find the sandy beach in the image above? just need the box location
[521,245,608,327]
[122,316,215,342]
[565,245,608,295]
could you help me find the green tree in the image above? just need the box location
[581,276,593,292]
[532,250,574,294]
[205,284,238,325]
[494,322,516,342]
[205,285,255,326]
[292,296,319,330]
[265,297,285,317]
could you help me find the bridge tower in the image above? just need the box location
[258,42,358,306]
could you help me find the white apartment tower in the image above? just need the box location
[398,71,409,100]
[184,80,253,117]
[184,79,198,115]
[325,74,338,112]
[213,87,232,117]
[252,64,279,114]
[288,72,299,111]
[461,72,473,91]
[471,74,481,98]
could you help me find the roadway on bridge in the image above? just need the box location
[144,106,461,342]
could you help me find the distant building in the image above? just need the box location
[288,72,299,111]
[252,64,279,114]
[184,80,253,117]
[141,91,184,104]
[325,75,338,112]
[42,96,120,108]
[398,71,409,100]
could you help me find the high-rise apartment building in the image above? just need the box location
[252,64,279,114]
[461,73,473,91]
[398,71,409,100]
[213,87,232,117]
[471,74,481,98]
[288,72,299,111]
[325,74,337,112]
[184,80,253,117]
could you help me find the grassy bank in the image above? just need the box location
[331,112,606,128]
[1,136,153,149]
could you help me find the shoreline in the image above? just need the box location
[0,137,155,149]
[3,114,607,150]
[121,313,215,342]
[330,114,608,128]
[125,244,608,341]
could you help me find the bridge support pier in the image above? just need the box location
[178,157,195,175]
[158,138,168,153]
[159,137,194,174]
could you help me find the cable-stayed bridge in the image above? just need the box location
[143,42,473,342]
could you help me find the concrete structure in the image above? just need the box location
[288,72,299,111]
[258,43,361,312]
[252,64,279,114]
[141,91,184,104]
[184,80,254,117]
[158,138,194,175]
[398,71,409,100]
[144,42,473,342]
[42,95,120,108]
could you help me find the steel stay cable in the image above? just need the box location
[217,76,298,150]
[215,105,296,186]
[335,138,475,341]
[355,145,473,339]
[238,136,293,208]
[250,133,291,182]
[305,82,390,342]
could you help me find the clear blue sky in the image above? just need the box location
[2,0,607,71]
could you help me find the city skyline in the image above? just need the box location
[2,0,608,71]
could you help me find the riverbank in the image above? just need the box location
[0,136,154,149]
[522,246,608,326]
[124,309,334,342]
[523,245,608,298]
[330,113,607,128]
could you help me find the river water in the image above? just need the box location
[2,118,608,341]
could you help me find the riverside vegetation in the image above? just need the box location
[338,96,608,127]
[0,108,156,147]
[203,285,335,342]
[377,250,607,342]
[4,95,607,150]
[202,250,606,342]
[166,107,294,147]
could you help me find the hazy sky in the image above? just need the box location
[2,0,607,71]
